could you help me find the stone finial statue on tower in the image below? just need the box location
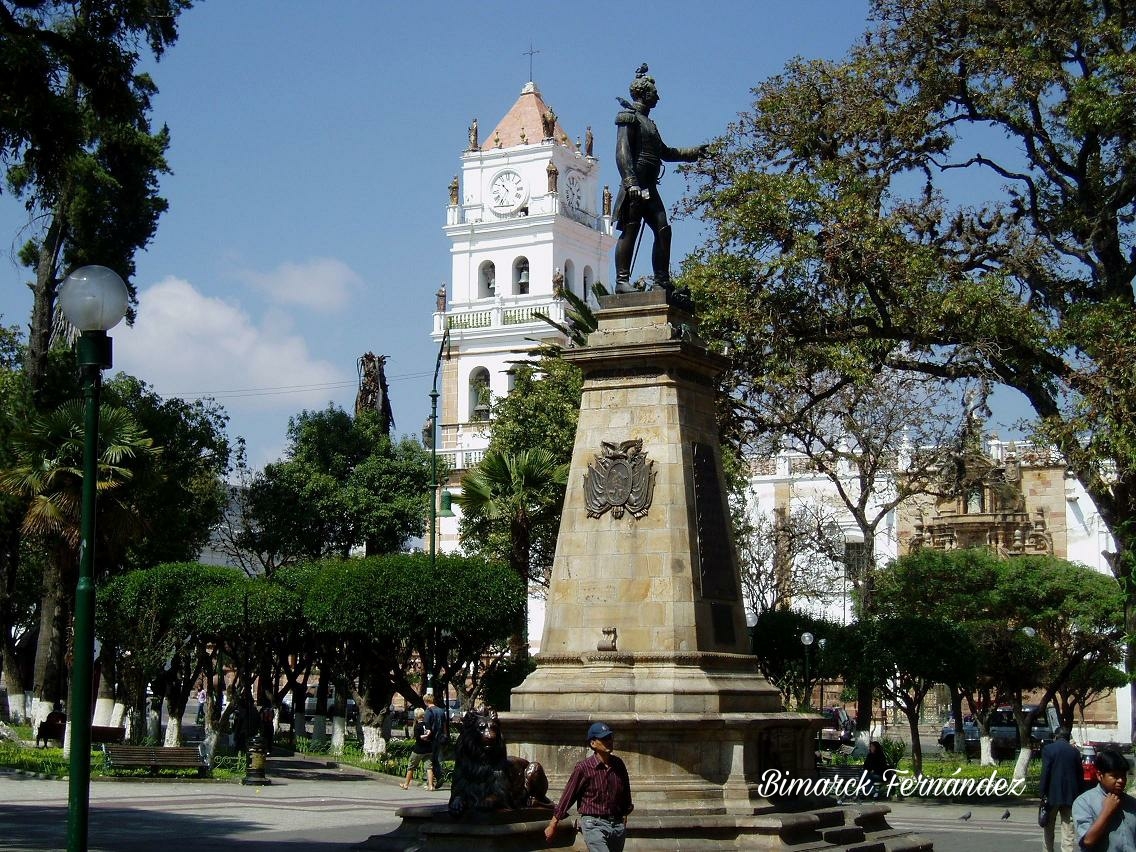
[613,63,710,304]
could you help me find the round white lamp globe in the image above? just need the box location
[59,265,129,332]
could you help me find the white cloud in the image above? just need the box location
[113,276,348,413]
[236,257,362,312]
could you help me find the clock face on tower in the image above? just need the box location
[489,169,528,212]
[564,171,584,210]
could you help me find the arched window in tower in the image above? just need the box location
[514,257,530,295]
[583,265,594,300]
[469,368,491,422]
[478,261,496,299]
[563,259,576,296]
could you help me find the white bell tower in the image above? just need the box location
[432,81,615,554]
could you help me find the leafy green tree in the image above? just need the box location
[842,615,976,775]
[456,448,568,659]
[0,398,154,722]
[0,0,190,402]
[461,361,581,587]
[104,375,230,570]
[99,562,239,745]
[682,0,1136,716]
[300,553,521,755]
[0,322,31,720]
[195,574,304,750]
[749,608,842,710]
[237,406,430,571]
[876,548,1126,770]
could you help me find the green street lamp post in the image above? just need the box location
[427,327,453,571]
[60,266,129,852]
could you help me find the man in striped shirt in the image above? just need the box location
[544,721,634,851]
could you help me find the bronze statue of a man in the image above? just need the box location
[613,64,708,295]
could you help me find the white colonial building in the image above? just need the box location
[430,82,615,649]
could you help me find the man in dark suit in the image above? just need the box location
[1040,728,1082,852]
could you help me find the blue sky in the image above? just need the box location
[1,1,1025,467]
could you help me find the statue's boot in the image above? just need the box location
[614,224,639,293]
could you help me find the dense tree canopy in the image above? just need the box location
[461,360,581,586]
[875,547,1126,768]
[233,406,431,571]
[682,0,1136,599]
[103,376,230,571]
[0,0,191,400]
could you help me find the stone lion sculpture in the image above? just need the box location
[447,709,551,817]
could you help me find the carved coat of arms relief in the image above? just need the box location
[583,439,656,519]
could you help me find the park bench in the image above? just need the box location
[816,765,897,802]
[104,744,211,776]
[35,719,125,748]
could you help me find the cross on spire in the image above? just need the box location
[524,43,540,82]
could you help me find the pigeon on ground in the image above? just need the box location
[959,811,973,821]
[1001,809,1011,820]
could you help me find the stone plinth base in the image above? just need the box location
[358,802,933,851]
[504,653,817,815]
[501,708,817,816]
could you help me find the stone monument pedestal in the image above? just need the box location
[361,291,930,850]
[503,291,817,817]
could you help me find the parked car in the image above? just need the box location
[938,717,981,756]
[818,706,855,749]
[303,691,358,724]
[988,704,1056,758]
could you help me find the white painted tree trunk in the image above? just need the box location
[146,703,161,741]
[1013,746,1031,780]
[92,697,114,727]
[5,691,27,724]
[361,725,386,759]
[200,731,218,766]
[62,720,70,758]
[109,702,126,728]
[31,697,53,730]
[163,700,182,747]
[311,714,327,749]
[979,736,996,766]
[330,716,346,755]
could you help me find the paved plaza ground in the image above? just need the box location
[0,754,1044,852]
[0,755,438,851]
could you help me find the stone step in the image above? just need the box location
[362,803,935,850]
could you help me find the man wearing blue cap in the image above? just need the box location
[544,721,634,850]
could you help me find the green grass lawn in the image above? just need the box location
[0,725,243,781]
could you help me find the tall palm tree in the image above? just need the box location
[456,448,568,659]
[0,400,155,724]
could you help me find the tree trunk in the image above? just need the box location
[162,702,181,746]
[92,647,116,727]
[311,677,329,749]
[330,714,346,755]
[2,640,27,723]
[1013,746,1031,781]
[0,513,26,723]
[361,722,385,758]
[30,553,65,729]
[979,735,995,766]
[26,185,71,406]
[904,707,923,777]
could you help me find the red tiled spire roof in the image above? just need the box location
[482,81,576,151]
